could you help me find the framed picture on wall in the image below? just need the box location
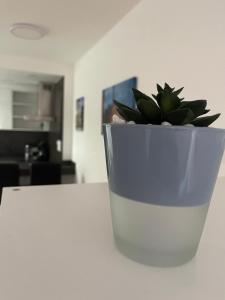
[102,77,137,125]
[76,97,84,130]
[102,87,114,125]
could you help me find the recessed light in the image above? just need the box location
[10,23,47,40]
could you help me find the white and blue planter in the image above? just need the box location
[103,124,225,267]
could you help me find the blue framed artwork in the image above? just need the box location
[76,97,84,130]
[102,77,137,125]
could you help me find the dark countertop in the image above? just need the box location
[0,157,30,168]
[0,156,24,162]
[0,157,75,175]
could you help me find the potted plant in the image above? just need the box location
[103,83,225,267]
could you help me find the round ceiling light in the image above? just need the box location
[10,23,47,40]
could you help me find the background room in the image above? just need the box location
[1,0,225,298]
[0,0,225,186]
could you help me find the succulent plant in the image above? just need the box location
[114,83,220,127]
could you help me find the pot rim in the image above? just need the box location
[103,123,225,133]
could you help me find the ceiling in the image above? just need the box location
[0,0,141,63]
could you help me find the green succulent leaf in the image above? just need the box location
[152,83,183,113]
[114,100,147,124]
[113,99,134,111]
[137,98,161,124]
[113,83,221,127]
[164,83,174,92]
[132,88,155,104]
[152,94,158,101]
[165,108,194,125]
[157,84,163,93]
[173,87,184,96]
[191,114,221,127]
[116,108,129,121]
[157,93,181,113]
[179,100,207,118]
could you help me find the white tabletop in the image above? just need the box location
[0,179,225,300]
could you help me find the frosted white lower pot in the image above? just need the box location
[103,124,225,267]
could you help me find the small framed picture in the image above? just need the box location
[76,97,84,130]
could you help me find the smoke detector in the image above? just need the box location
[10,23,47,40]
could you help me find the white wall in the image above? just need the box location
[0,53,74,160]
[0,88,12,129]
[73,0,225,182]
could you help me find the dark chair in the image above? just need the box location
[31,162,61,185]
[0,162,20,203]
